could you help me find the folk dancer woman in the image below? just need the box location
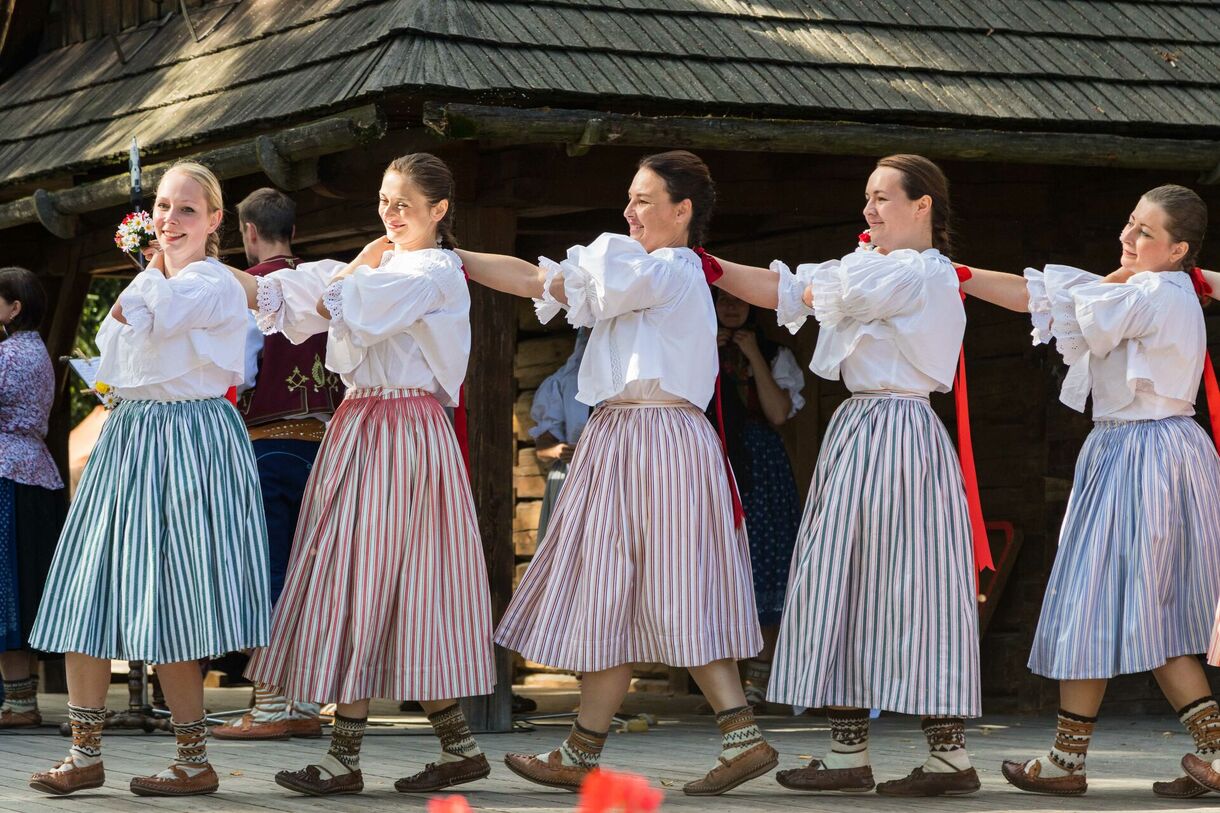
[29,162,270,797]
[239,153,495,796]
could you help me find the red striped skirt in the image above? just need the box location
[246,388,495,704]
[495,401,762,672]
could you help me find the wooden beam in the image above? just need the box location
[459,206,518,734]
[0,104,387,235]
[254,135,318,192]
[33,188,79,238]
[425,103,1220,179]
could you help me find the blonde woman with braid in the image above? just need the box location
[29,162,269,797]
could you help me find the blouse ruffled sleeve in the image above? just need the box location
[1074,282,1158,358]
[256,259,345,344]
[115,263,232,339]
[808,249,961,389]
[536,233,687,329]
[770,346,806,418]
[1022,264,1101,410]
[328,256,449,347]
[775,260,819,333]
[810,249,928,326]
[1023,268,1053,346]
[533,257,566,325]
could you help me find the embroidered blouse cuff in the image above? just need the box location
[1023,268,1053,346]
[254,276,285,335]
[775,260,815,334]
[323,279,348,339]
[533,257,567,324]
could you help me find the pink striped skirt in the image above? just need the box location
[246,388,495,704]
[495,401,762,672]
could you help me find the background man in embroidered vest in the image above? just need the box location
[213,188,344,741]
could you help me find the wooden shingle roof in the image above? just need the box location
[0,0,1217,190]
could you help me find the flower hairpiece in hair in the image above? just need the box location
[114,210,155,255]
[858,229,876,252]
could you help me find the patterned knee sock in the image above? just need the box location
[547,721,607,769]
[249,683,288,723]
[716,705,765,761]
[1027,709,1095,778]
[428,703,482,763]
[1,676,38,714]
[1178,696,1220,766]
[921,716,971,772]
[153,717,210,779]
[317,714,367,778]
[53,703,105,772]
[822,708,870,770]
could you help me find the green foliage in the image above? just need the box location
[68,277,125,426]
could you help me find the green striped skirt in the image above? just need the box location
[29,398,270,663]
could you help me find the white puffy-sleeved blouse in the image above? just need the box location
[1025,265,1203,421]
[95,257,249,401]
[255,249,470,406]
[535,233,718,409]
[775,247,965,397]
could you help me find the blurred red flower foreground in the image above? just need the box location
[427,769,664,813]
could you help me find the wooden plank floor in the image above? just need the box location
[0,686,1214,812]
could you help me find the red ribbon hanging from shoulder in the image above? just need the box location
[1188,267,1220,456]
[954,266,993,574]
[694,247,745,528]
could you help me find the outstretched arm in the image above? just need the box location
[711,258,779,310]
[456,249,556,301]
[227,265,259,310]
[959,266,1030,313]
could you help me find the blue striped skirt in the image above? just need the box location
[29,398,270,663]
[1029,416,1220,680]
[768,394,981,717]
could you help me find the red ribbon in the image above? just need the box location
[1188,267,1220,456]
[224,385,237,405]
[693,246,724,284]
[694,247,745,527]
[954,266,993,574]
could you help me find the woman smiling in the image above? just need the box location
[237,153,496,797]
[962,185,1220,799]
[29,162,269,797]
[459,150,777,797]
[715,155,984,797]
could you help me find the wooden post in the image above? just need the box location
[459,207,518,733]
[42,242,87,478]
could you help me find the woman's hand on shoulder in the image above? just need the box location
[347,236,393,276]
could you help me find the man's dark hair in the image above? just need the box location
[237,188,295,243]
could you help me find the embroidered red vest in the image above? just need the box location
[240,256,345,427]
